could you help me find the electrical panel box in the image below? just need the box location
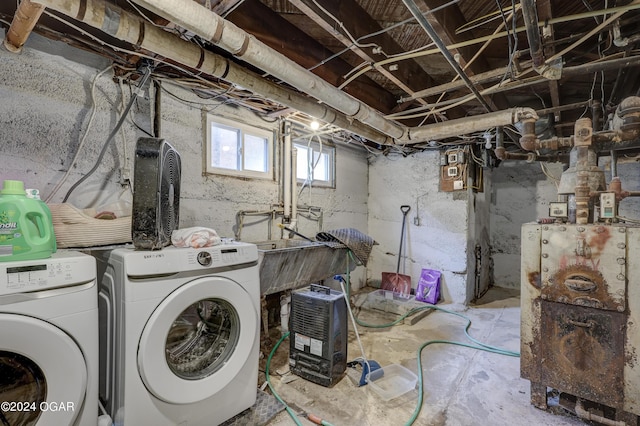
[600,192,616,219]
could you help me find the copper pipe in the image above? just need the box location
[3,0,46,53]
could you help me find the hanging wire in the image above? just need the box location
[308,0,461,71]
[45,65,112,202]
[62,63,154,203]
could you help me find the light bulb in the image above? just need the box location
[310,120,320,130]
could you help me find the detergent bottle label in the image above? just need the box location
[0,210,18,231]
[0,209,20,256]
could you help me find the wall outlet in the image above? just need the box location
[453,180,464,190]
[447,153,458,164]
[447,166,458,177]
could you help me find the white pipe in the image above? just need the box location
[130,0,407,140]
[291,147,298,230]
[279,293,291,334]
[32,0,392,145]
[32,0,543,146]
[283,122,291,222]
[613,19,640,47]
[406,107,538,143]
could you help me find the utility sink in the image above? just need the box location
[255,239,354,295]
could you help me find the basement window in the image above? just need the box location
[205,115,274,179]
[294,139,335,188]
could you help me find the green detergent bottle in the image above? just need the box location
[0,180,57,262]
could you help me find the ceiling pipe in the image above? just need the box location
[30,0,393,145]
[30,0,540,146]
[521,0,545,71]
[406,107,538,143]
[398,55,640,103]
[3,0,46,53]
[125,0,539,144]
[129,0,408,140]
[401,0,492,113]
[613,19,640,47]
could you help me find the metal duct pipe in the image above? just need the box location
[494,126,506,160]
[283,121,292,222]
[291,147,298,230]
[591,100,602,131]
[611,150,618,179]
[521,0,545,70]
[401,0,492,113]
[32,0,393,146]
[406,107,538,143]
[3,0,46,53]
[130,0,407,140]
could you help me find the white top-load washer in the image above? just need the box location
[0,251,99,426]
[93,241,260,426]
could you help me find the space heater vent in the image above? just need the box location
[132,138,181,250]
[291,302,329,340]
[289,284,347,387]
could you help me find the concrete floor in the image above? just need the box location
[260,287,588,426]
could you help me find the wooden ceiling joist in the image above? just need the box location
[286,0,438,110]
[226,0,399,114]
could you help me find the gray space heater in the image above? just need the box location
[132,137,181,250]
[289,284,348,387]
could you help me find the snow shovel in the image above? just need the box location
[381,205,411,296]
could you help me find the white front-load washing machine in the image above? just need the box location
[93,242,260,426]
[0,251,99,426]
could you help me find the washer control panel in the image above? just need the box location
[121,242,259,277]
[0,251,96,295]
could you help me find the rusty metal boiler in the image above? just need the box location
[521,222,640,424]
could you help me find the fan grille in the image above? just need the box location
[132,138,181,250]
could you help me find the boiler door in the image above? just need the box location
[540,301,625,407]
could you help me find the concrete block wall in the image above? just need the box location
[368,150,473,304]
[0,34,369,287]
[490,157,640,288]
[489,161,562,288]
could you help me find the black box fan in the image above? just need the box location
[132,137,181,250]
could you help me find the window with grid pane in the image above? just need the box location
[205,115,273,179]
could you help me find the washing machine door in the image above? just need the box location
[138,276,258,404]
[0,314,87,426]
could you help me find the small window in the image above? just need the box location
[205,115,273,179]
[294,139,335,188]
